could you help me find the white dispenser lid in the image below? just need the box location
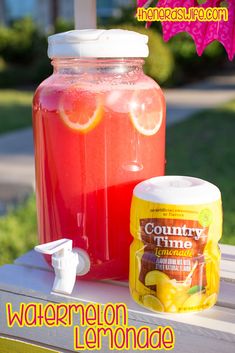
[133,176,221,205]
[48,29,149,58]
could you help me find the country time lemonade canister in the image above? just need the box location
[130,176,222,313]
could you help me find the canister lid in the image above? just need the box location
[48,29,149,58]
[133,176,221,205]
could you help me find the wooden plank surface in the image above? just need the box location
[15,245,235,280]
[0,248,235,353]
[0,264,235,345]
[0,290,235,353]
[0,336,60,353]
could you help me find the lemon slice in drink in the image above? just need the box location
[59,87,103,133]
[130,87,164,136]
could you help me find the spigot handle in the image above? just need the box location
[34,239,90,295]
[35,238,72,256]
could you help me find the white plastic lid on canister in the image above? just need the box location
[133,176,221,205]
[48,29,149,58]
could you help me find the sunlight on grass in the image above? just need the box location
[0,97,235,266]
[0,89,33,134]
[166,99,235,245]
[0,195,37,266]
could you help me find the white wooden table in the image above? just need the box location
[0,244,235,353]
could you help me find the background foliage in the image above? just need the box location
[0,7,231,265]
[0,15,227,88]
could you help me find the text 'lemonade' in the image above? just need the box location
[33,30,166,280]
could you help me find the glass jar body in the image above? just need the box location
[33,58,166,280]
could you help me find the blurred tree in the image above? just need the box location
[0,0,6,25]
[51,0,59,29]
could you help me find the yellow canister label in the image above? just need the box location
[129,196,222,313]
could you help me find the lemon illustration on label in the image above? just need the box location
[199,208,213,227]
[203,293,217,308]
[145,270,170,286]
[143,295,164,312]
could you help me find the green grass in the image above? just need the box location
[0,195,37,266]
[166,100,235,245]
[0,89,33,134]
[0,99,235,266]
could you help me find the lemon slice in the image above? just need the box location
[182,292,207,309]
[145,270,170,286]
[59,87,103,133]
[203,293,217,308]
[130,87,164,136]
[143,295,164,312]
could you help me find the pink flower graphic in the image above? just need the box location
[136,0,235,60]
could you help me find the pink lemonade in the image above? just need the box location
[33,31,166,280]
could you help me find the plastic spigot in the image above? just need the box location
[35,239,90,295]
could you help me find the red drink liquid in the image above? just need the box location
[33,59,165,279]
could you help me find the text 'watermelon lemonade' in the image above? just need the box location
[33,30,166,280]
[130,176,222,313]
